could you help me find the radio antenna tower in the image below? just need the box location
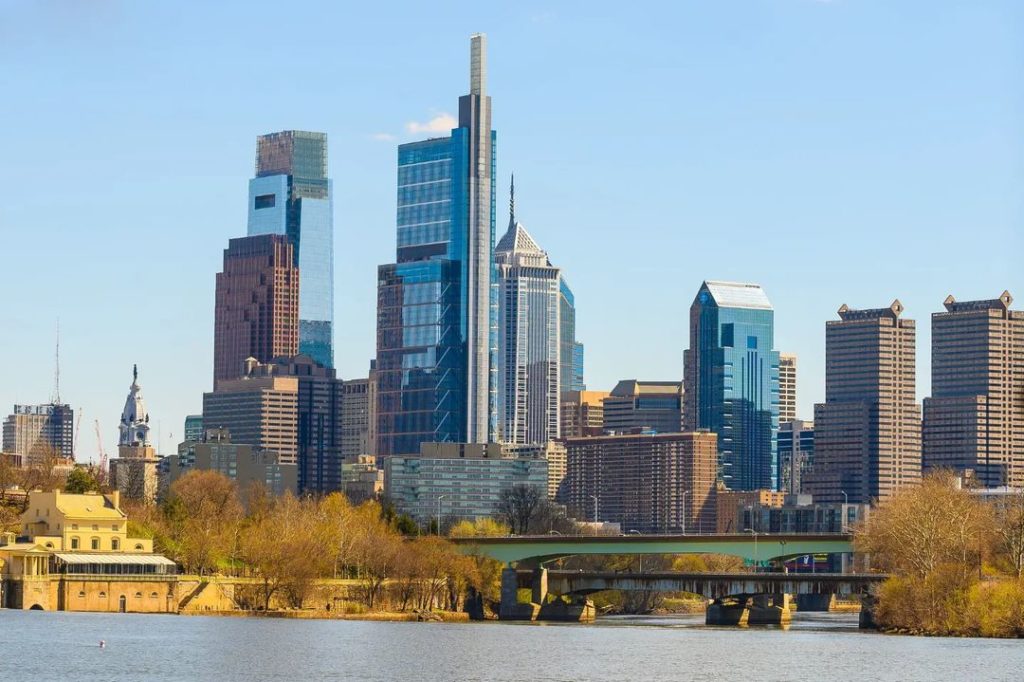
[52,319,61,404]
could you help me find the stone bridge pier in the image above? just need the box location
[499,567,595,622]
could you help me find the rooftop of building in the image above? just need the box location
[700,280,774,311]
[28,490,126,521]
[836,300,905,321]
[939,290,1018,316]
[609,380,682,397]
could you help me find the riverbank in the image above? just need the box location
[178,609,471,623]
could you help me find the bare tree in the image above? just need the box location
[496,484,542,534]
[993,489,1024,579]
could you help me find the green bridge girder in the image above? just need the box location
[451,533,854,565]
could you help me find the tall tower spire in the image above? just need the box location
[509,174,516,228]
[469,33,486,95]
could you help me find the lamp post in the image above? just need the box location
[779,539,788,574]
[744,527,759,572]
[436,495,446,536]
[591,495,599,523]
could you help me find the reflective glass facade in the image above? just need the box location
[559,278,585,393]
[376,37,497,457]
[247,131,334,369]
[684,281,780,490]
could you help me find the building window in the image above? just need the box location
[112,538,120,551]
[71,537,79,550]
[112,525,119,532]
[78,591,86,598]
[255,193,276,209]
[135,592,142,599]
[99,592,106,598]
[150,592,158,599]
[71,524,78,530]
[92,525,99,531]
[721,324,734,347]
[135,543,144,550]
[747,335,758,350]
[91,537,100,550]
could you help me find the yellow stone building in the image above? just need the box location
[0,489,177,612]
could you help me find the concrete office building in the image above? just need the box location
[684,281,780,491]
[2,403,74,464]
[562,432,718,534]
[805,301,921,504]
[560,390,609,439]
[603,380,682,435]
[341,371,377,461]
[159,428,297,504]
[779,353,797,423]
[740,494,869,534]
[202,365,299,466]
[923,292,1024,488]
[501,440,567,500]
[247,130,335,369]
[213,234,299,386]
[376,35,497,457]
[496,180,562,444]
[384,442,549,525]
[778,419,814,494]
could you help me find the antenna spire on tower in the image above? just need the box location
[509,174,515,225]
[52,319,61,404]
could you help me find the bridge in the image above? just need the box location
[451,534,877,625]
[451,533,854,565]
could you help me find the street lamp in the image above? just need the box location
[779,539,788,574]
[591,495,599,523]
[436,495,446,536]
[744,527,759,572]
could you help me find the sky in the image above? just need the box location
[1,0,1021,462]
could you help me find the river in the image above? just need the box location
[1,610,1021,681]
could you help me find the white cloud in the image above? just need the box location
[371,132,396,142]
[405,113,457,135]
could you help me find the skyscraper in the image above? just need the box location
[683,281,780,491]
[778,418,814,494]
[2,403,74,464]
[213,234,299,386]
[559,278,585,393]
[923,291,1023,488]
[603,380,683,434]
[805,301,921,504]
[779,353,797,423]
[496,179,561,444]
[376,34,497,457]
[247,130,334,369]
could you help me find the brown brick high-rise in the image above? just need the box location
[805,301,921,504]
[923,291,1024,487]
[213,235,299,387]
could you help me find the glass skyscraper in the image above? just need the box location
[559,278,585,393]
[376,35,497,457]
[247,130,334,369]
[683,281,780,490]
[496,181,561,444]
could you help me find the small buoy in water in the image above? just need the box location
[99,640,106,649]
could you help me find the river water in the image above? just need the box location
[1,610,1021,681]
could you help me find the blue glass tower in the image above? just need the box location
[559,278,585,393]
[376,35,497,457]
[683,281,780,490]
[247,130,334,369]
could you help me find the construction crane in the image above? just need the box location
[94,420,109,480]
[73,408,83,461]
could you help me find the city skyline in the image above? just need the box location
[2,2,1022,461]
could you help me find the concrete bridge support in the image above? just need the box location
[706,593,792,627]
[796,593,836,612]
[499,567,595,622]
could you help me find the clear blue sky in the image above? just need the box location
[1,1,1021,461]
